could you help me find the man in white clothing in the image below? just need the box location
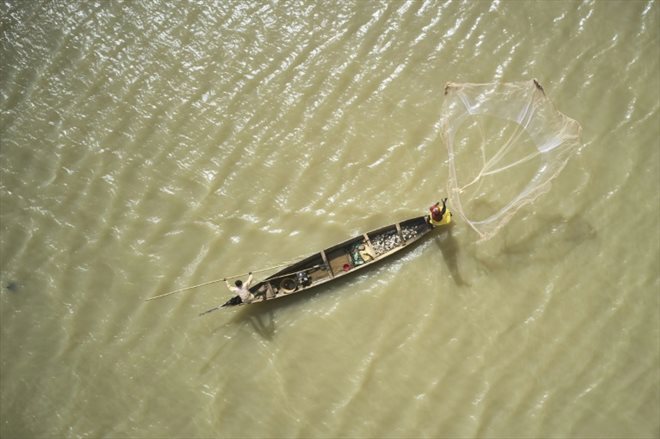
[224,272,254,304]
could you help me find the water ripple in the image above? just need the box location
[1,1,659,438]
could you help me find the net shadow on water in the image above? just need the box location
[475,213,598,272]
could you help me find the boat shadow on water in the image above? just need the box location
[434,227,469,287]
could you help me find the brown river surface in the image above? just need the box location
[1,1,658,438]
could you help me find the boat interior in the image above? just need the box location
[249,216,432,302]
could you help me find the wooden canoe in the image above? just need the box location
[220,209,452,308]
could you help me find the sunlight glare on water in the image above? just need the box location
[1,1,658,438]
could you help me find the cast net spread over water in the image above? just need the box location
[441,80,582,240]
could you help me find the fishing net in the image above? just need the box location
[441,80,582,241]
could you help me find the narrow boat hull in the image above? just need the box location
[221,211,451,307]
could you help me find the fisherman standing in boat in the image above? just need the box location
[224,272,254,304]
[428,198,450,226]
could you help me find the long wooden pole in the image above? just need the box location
[145,278,225,302]
[144,260,302,302]
[198,305,221,317]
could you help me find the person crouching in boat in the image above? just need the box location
[428,198,450,226]
[224,272,254,304]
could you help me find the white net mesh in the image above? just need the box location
[441,80,582,241]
